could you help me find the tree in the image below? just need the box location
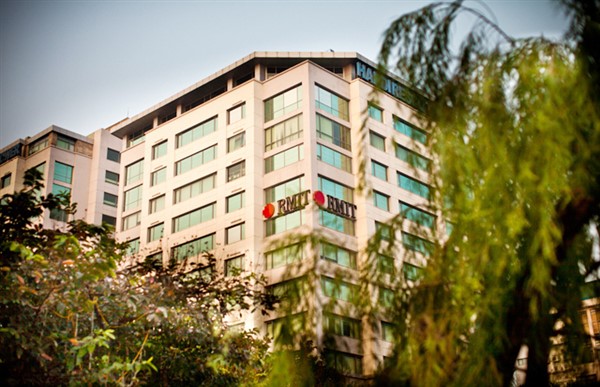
[0,169,273,385]
[374,1,600,385]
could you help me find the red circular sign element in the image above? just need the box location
[313,191,326,207]
[262,203,275,218]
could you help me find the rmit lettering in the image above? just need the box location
[277,190,311,215]
[326,195,357,219]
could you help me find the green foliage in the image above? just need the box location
[0,169,273,385]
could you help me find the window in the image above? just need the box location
[373,191,389,211]
[145,252,163,270]
[1,174,11,189]
[368,104,383,122]
[103,192,118,207]
[316,114,351,150]
[173,202,215,233]
[321,277,356,303]
[31,163,46,177]
[378,254,395,275]
[318,176,353,202]
[101,214,116,227]
[107,148,121,162]
[172,233,214,261]
[125,159,144,186]
[403,262,423,281]
[370,131,385,151]
[371,160,387,181]
[325,351,362,375]
[400,202,435,229]
[228,103,246,124]
[398,173,430,199]
[122,211,141,231]
[227,132,246,152]
[265,176,305,203]
[54,162,73,184]
[174,173,215,204]
[265,243,303,270]
[264,114,303,151]
[266,210,303,236]
[264,85,302,122]
[226,191,245,213]
[315,85,349,120]
[105,171,119,185]
[324,313,360,339]
[226,223,245,244]
[321,243,356,269]
[402,232,434,256]
[379,287,395,308]
[265,144,304,173]
[123,185,143,211]
[127,127,148,148]
[381,322,395,342]
[375,221,392,241]
[394,116,427,144]
[150,167,167,186]
[319,210,355,235]
[56,136,75,151]
[148,223,164,242]
[267,313,305,347]
[152,141,167,160]
[148,196,165,215]
[49,184,70,221]
[175,144,216,175]
[268,277,307,304]
[28,137,49,155]
[395,144,430,170]
[316,144,351,173]
[227,161,245,182]
[225,255,244,276]
[125,238,140,256]
[176,116,218,148]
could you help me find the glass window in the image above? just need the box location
[266,210,303,236]
[321,277,356,303]
[176,116,218,148]
[150,167,167,187]
[381,322,395,342]
[370,131,385,151]
[265,144,304,173]
[175,144,216,176]
[127,126,148,148]
[227,132,246,152]
[324,313,360,339]
[324,351,362,375]
[125,159,144,186]
[316,114,351,150]
[28,137,49,155]
[373,191,389,211]
[379,287,395,308]
[145,252,163,270]
[402,232,434,256]
[152,141,167,160]
[149,195,165,214]
[394,116,427,144]
[124,238,140,256]
[172,202,215,233]
[318,176,353,202]
[320,243,356,269]
[1,174,11,189]
[266,313,306,347]
[264,85,302,122]
[105,171,119,185]
[265,176,305,203]
[228,103,246,124]
[226,191,245,213]
[368,104,383,122]
[174,173,216,204]
[225,255,244,277]
[378,254,395,275]
[395,144,430,171]
[315,85,349,120]
[227,161,245,182]
[172,233,214,261]
[226,223,245,244]
[148,223,164,242]
[403,262,423,281]
[400,201,435,229]
[56,136,75,151]
[265,243,303,270]
[122,211,141,231]
[398,173,430,199]
[371,160,387,181]
[49,183,70,221]
[316,144,352,173]
[54,162,73,184]
[319,210,355,235]
[101,214,116,227]
[103,192,118,207]
[123,185,143,211]
[264,114,303,151]
[107,148,121,162]
[376,221,392,241]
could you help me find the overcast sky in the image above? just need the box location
[0,0,569,148]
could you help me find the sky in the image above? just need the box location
[0,0,570,148]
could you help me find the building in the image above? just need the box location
[0,52,437,378]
